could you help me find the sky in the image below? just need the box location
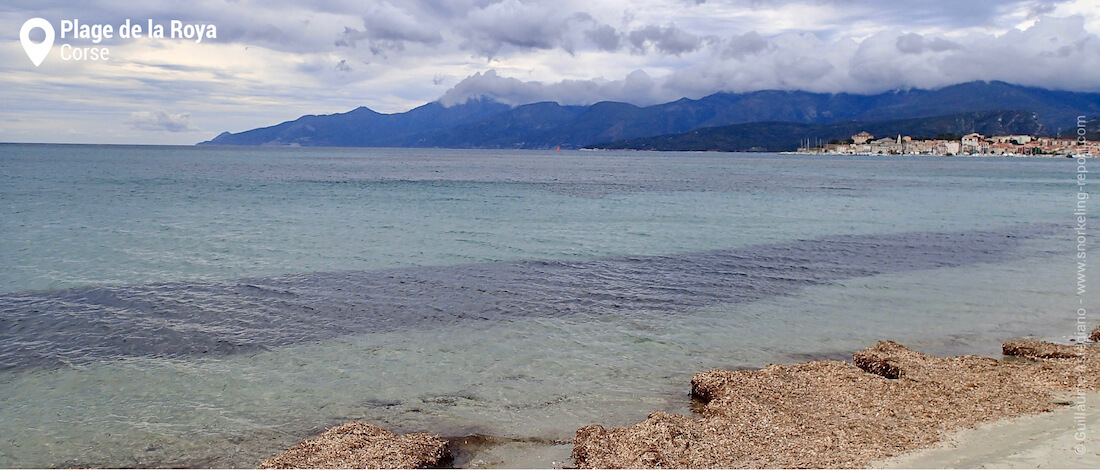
[1,0,1099,145]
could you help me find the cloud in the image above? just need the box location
[457,2,605,57]
[585,24,623,52]
[439,15,1100,107]
[336,3,444,55]
[628,25,706,55]
[895,33,961,54]
[1028,2,1057,18]
[129,110,200,132]
[722,31,771,59]
[3,0,1099,144]
[439,69,663,107]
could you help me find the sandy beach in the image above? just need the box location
[875,391,1100,468]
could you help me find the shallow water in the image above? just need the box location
[0,145,1090,467]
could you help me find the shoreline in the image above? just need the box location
[781,150,1082,158]
[872,391,1100,468]
[261,333,1100,468]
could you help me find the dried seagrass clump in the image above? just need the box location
[572,339,1100,468]
[259,421,450,469]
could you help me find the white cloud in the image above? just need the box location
[129,110,200,132]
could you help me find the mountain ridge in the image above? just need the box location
[199,81,1100,149]
[590,110,1046,152]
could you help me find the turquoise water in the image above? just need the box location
[0,144,1090,467]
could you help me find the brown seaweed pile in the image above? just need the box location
[572,340,1099,468]
[1002,339,1083,359]
[258,335,1100,469]
[259,421,449,469]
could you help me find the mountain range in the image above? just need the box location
[594,110,1045,152]
[200,81,1100,150]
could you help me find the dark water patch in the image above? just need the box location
[0,225,1058,372]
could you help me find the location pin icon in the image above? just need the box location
[20,18,55,67]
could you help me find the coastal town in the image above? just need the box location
[797,131,1098,156]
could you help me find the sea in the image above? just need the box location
[0,144,1091,467]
